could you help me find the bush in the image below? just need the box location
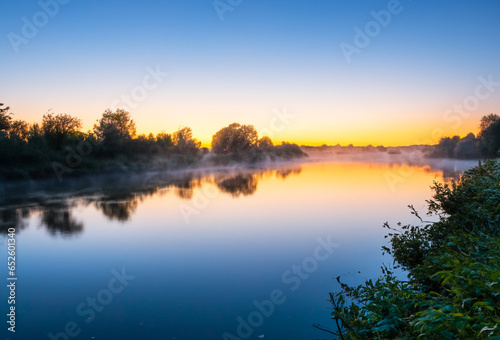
[272,142,308,159]
[326,161,500,339]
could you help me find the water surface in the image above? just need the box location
[0,158,477,339]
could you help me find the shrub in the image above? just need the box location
[325,161,500,339]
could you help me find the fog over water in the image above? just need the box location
[0,152,480,339]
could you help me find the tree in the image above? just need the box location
[156,132,174,151]
[273,142,307,159]
[257,136,274,151]
[432,135,461,158]
[211,123,258,154]
[479,113,500,135]
[172,127,200,153]
[27,123,48,150]
[42,113,82,136]
[94,108,136,142]
[478,119,500,158]
[8,120,29,141]
[42,113,82,148]
[453,133,478,159]
[28,123,42,140]
[0,103,13,131]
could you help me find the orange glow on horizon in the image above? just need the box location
[132,119,481,148]
[14,108,483,148]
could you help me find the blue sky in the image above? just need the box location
[1,0,499,145]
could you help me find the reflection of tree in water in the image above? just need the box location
[39,202,83,237]
[275,167,302,179]
[216,174,258,197]
[440,168,462,182]
[0,208,29,233]
[1,165,303,235]
[422,165,463,182]
[173,178,195,200]
[95,196,139,222]
[172,175,203,200]
[0,203,84,237]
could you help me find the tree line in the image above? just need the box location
[0,104,306,180]
[428,113,500,159]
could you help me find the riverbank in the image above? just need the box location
[325,160,500,339]
[0,144,307,182]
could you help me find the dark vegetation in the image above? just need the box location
[427,113,500,159]
[0,104,306,181]
[320,160,500,339]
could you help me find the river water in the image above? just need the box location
[0,156,477,339]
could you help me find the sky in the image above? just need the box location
[1,0,499,147]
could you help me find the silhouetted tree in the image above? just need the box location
[0,107,308,180]
[479,113,500,134]
[156,131,174,151]
[479,119,500,158]
[94,108,136,153]
[173,127,200,153]
[454,133,478,159]
[211,123,258,154]
[27,123,42,140]
[431,136,461,158]
[94,108,136,140]
[0,103,13,131]
[273,142,307,159]
[257,136,274,151]
[42,112,82,149]
[9,120,29,141]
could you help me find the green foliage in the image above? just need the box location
[328,160,500,339]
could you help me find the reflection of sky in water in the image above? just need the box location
[0,160,477,339]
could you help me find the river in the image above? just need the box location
[0,156,478,339]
